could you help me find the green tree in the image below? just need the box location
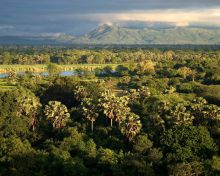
[103,65,113,75]
[2,52,11,64]
[116,65,129,76]
[133,134,153,154]
[168,161,204,176]
[47,63,61,77]
[137,60,155,75]
[160,126,217,162]
[212,156,220,173]
[97,148,118,169]
[177,66,192,79]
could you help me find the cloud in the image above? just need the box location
[0,25,14,30]
[76,8,220,26]
[1,0,220,35]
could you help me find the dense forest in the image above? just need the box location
[0,47,219,176]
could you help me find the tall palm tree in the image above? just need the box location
[16,96,41,131]
[114,96,130,126]
[81,98,99,132]
[99,92,130,127]
[168,103,193,126]
[44,101,70,129]
[121,113,142,141]
[99,92,116,127]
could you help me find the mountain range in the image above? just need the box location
[1,24,220,45]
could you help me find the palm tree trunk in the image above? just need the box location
[192,75,195,82]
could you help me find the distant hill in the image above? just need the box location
[1,24,220,45]
[79,24,220,45]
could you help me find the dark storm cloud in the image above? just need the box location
[0,0,220,35]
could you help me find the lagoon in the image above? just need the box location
[0,71,76,78]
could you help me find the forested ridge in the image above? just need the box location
[0,47,219,176]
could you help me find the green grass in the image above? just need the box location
[0,79,16,91]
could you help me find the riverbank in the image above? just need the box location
[0,64,122,73]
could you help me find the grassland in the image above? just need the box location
[0,79,16,91]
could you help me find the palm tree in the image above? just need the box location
[121,112,142,141]
[126,86,151,105]
[99,92,116,127]
[126,89,139,104]
[114,96,130,126]
[16,96,41,131]
[168,103,193,126]
[81,98,99,132]
[44,101,70,129]
[138,86,151,98]
[99,92,130,127]
[74,85,88,102]
[191,98,220,125]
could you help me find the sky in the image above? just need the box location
[1,0,220,36]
